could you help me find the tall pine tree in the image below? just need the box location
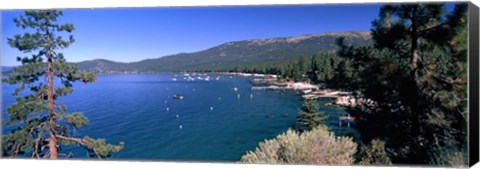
[2,10,124,159]
[336,3,468,164]
[295,98,328,132]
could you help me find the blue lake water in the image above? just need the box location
[1,73,357,161]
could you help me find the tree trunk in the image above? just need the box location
[411,7,419,73]
[409,7,426,162]
[46,30,58,159]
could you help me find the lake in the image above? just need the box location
[1,73,357,161]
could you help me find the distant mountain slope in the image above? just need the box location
[76,59,132,74]
[1,66,14,75]
[77,31,372,73]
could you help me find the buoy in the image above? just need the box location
[347,114,351,128]
[339,116,342,127]
[237,94,240,99]
[179,125,183,129]
[176,114,179,118]
[218,97,221,100]
[250,94,253,99]
[166,107,170,111]
[210,107,214,111]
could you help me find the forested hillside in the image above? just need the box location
[75,31,371,73]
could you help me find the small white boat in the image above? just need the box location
[172,95,184,100]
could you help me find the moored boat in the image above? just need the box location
[172,95,184,100]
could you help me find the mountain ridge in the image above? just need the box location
[3,31,372,74]
[76,31,372,73]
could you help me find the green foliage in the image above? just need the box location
[427,147,467,167]
[82,136,125,159]
[2,10,123,159]
[371,4,447,56]
[358,139,392,165]
[240,127,357,165]
[64,113,89,128]
[295,98,328,132]
[335,3,468,165]
[223,53,343,86]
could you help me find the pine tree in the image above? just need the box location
[2,10,124,159]
[336,3,468,164]
[307,55,319,83]
[295,98,328,132]
[371,4,446,75]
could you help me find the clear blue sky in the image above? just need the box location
[1,4,430,66]
[1,4,385,66]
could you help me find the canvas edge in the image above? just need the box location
[468,1,480,167]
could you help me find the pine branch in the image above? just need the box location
[32,138,42,158]
[56,135,85,146]
[55,135,108,159]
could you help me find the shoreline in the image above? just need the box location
[226,72,373,108]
